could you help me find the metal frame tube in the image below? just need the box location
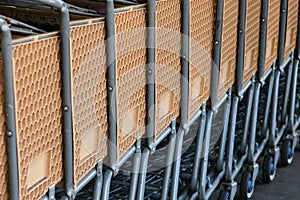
[0,18,19,200]
[258,0,269,82]
[160,119,177,200]
[128,151,141,200]
[236,0,247,97]
[190,113,207,191]
[282,59,293,123]
[105,0,118,168]
[289,59,299,130]
[101,169,113,200]
[241,83,255,153]
[146,0,156,149]
[225,96,238,182]
[277,0,288,70]
[211,0,224,111]
[136,148,150,200]
[198,110,213,199]
[216,94,232,171]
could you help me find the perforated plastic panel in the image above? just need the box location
[284,0,299,60]
[265,0,280,74]
[189,0,214,120]
[243,0,261,87]
[12,35,63,199]
[115,7,147,159]
[155,0,181,139]
[70,19,108,187]
[218,0,238,102]
[0,60,8,200]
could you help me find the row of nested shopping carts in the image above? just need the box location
[0,0,299,199]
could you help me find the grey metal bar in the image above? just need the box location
[136,148,150,200]
[105,0,118,169]
[241,83,255,153]
[191,113,207,191]
[160,119,177,200]
[119,146,136,167]
[254,137,269,161]
[295,1,300,59]
[270,70,281,148]
[216,94,231,171]
[154,127,172,147]
[101,169,113,200]
[248,82,261,164]
[289,59,299,130]
[258,0,268,82]
[198,110,213,200]
[92,161,103,200]
[187,108,203,128]
[232,153,248,179]
[146,0,156,149]
[225,96,239,182]
[236,0,247,97]
[263,69,275,131]
[210,0,224,111]
[129,151,141,200]
[0,18,19,200]
[277,0,288,70]
[282,59,293,123]
[75,170,97,194]
[204,169,226,199]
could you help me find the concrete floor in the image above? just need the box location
[252,152,300,200]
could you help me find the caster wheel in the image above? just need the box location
[218,189,230,200]
[240,171,254,200]
[262,155,276,183]
[281,139,294,166]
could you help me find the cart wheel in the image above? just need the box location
[240,171,254,200]
[217,189,230,200]
[262,154,276,183]
[281,139,294,166]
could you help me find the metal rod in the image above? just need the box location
[160,119,177,200]
[217,94,231,171]
[198,110,213,199]
[146,0,156,149]
[282,60,293,122]
[0,18,19,200]
[258,0,268,82]
[289,59,299,130]
[129,151,141,200]
[191,113,207,191]
[75,170,97,194]
[101,169,113,200]
[236,0,247,96]
[225,96,238,182]
[136,148,150,200]
[248,82,261,164]
[210,0,224,111]
[105,0,118,168]
[277,0,288,70]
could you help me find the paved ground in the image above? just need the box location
[252,152,300,200]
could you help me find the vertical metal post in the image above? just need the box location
[160,119,177,200]
[216,93,232,171]
[128,139,141,200]
[198,110,213,199]
[258,0,269,82]
[92,161,103,200]
[248,83,261,164]
[146,0,156,149]
[236,0,247,97]
[105,0,117,169]
[282,59,293,122]
[0,19,19,200]
[289,59,299,129]
[169,0,190,198]
[101,169,113,200]
[225,96,238,182]
[211,0,224,111]
[190,112,207,191]
[241,83,255,153]
[277,0,288,70]
[136,148,150,200]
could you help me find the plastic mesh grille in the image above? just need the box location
[155,0,181,139]
[284,0,299,60]
[265,0,280,73]
[13,36,63,199]
[189,0,214,120]
[218,0,238,101]
[243,0,261,87]
[70,19,108,187]
[115,8,147,159]
[0,60,8,200]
